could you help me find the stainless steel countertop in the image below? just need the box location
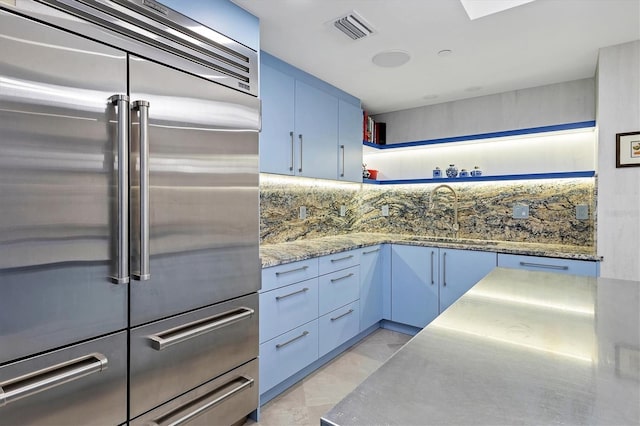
[321,268,640,426]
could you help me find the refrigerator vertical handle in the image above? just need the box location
[109,94,130,285]
[132,100,151,281]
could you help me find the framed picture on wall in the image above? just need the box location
[616,131,640,168]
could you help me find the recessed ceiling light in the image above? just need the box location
[372,50,411,68]
[437,49,453,57]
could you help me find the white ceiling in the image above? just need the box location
[231,0,640,114]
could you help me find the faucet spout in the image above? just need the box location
[429,184,459,237]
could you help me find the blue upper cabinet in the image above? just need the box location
[260,52,362,182]
[158,0,259,51]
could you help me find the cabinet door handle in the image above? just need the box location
[330,255,353,263]
[443,252,447,287]
[430,251,435,285]
[289,131,294,171]
[275,287,309,301]
[0,353,108,406]
[147,307,254,351]
[298,134,303,173]
[331,309,354,322]
[330,273,354,283]
[362,248,380,255]
[340,144,345,177]
[276,331,309,349]
[519,262,569,271]
[275,265,308,276]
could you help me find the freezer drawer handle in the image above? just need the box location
[145,375,254,426]
[331,309,354,322]
[275,287,309,301]
[330,255,353,263]
[148,307,255,351]
[275,265,308,276]
[110,94,130,285]
[275,331,309,349]
[519,261,569,270]
[0,353,108,407]
[132,100,151,281]
[330,273,354,283]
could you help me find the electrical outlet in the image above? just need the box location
[512,204,529,219]
[381,205,389,216]
[299,206,306,220]
[576,204,589,220]
[340,205,346,217]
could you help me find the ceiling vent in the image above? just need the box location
[333,11,375,40]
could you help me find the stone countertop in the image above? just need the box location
[321,268,640,426]
[260,233,601,268]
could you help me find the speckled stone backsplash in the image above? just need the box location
[260,174,596,248]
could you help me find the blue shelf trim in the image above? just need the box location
[363,120,596,149]
[363,171,595,185]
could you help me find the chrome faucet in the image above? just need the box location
[429,184,459,237]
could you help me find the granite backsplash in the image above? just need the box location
[260,174,596,248]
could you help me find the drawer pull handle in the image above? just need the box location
[330,273,354,283]
[276,331,309,349]
[146,375,254,426]
[0,353,108,407]
[330,255,354,263]
[148,307,254,351]
[275,287,309,301]
[275,265,308,276]
[362,248,380,255]
[331,309,354,322]
[519,262,569,271]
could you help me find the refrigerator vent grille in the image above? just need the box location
[333,11,375,40]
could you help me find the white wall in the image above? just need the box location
[596,40,640,281]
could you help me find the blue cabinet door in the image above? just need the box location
[260,62,295,175]
[359,245,384,331]
[338,99,363,182]
[391,245,439,328]
[294,80,339,180]
[439,249,496,313]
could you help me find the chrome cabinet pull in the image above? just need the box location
[330,254,353,263]
[362,248,380,255]
[146,375,254,426]
[109,94,130,285]
[275,265,308,276]
[148,307,254,351]
[289,131,294,171]
[340,144,345,177]
[276,331,309,349]
[443,252,447,287]
[275,287,309,301]
[330,309,354,322]
[298,134,303,173]
[132,100,150,281]
[0,353,108,407]
[330,273,354,283]
[519,262,569,271]
[430,251,435,285]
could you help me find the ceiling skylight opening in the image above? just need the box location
[459,0,536,20]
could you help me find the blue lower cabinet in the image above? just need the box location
[319,301,360,358]
[318,266,360,316]
[497,253,599,277]
[439,249,497,313]
[259,320,319,395]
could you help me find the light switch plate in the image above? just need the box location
[576,204,589,220]
[340,205,346,217]
[512,204,529,219]
[381,205,389,216]
[299,206,306,219]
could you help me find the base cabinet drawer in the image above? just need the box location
[259,278,319,343]
[0,331,127,426]
[262,258,319,291]
[497,254,599,277]
[319,301,360,358]
[131,359,258,426]
[129,293,258,418]
[259,320,319,394]
[319,250,359,275]
[319,266,360,315]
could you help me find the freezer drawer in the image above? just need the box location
[130,293,258,418]
[0,331,127,426]
[131,359,258,426]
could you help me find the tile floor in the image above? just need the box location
[245,328,412,426]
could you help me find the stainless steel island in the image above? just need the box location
[321,268,639,426]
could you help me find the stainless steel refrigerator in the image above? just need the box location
[0,1,260,424]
